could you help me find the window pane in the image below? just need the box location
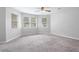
[23,17,29,28]
[42,18,47,23]
[31,17,36,23]
[31,23,36,28]
[11,14,18,28]
[42,24,47,27]
[24,23,29,27]
[42,17,48,27]
[31,17,36,28]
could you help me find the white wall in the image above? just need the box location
[0,7,6,42]
[51,7,79,39]
[6,8,21,41]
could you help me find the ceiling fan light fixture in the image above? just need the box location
[41,7,51,12]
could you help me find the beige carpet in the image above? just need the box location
[0,34,79,52]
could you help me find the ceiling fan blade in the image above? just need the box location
[45,10,51,12]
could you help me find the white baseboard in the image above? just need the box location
[6,35,21,42]
[51,33,79,40]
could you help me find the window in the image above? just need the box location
[23,17,29,28]
[11,14,18,28]
[42,17,48,27]
[31,17,37,28]
[23,16,37,28]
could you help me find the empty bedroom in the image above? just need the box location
[0,7,79,52]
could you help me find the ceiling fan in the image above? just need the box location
[41,7,51,12]
[35,7,51,12]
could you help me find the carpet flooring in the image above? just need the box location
[0,34,79,52]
